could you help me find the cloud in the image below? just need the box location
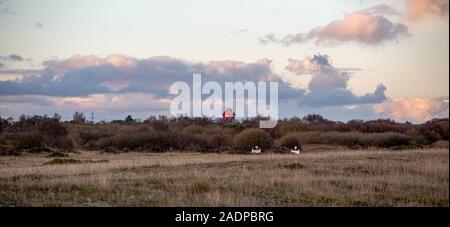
[0,54,386,107]
[373,97,449,122]
[53,93,169,112]
[35,22,43,28]
[0,94,170,121]
[360,4,401,16]
[0,0,15,14]
[405,0,449,21]
[233,29,248,34]
[0,54,25,62]
[0,54,392,121]
[0,54,444,123]
[0,54,284,98]
[279,96,448,123]
[285,54,387,107]
[6,54,24,62]
[259,6,410,46]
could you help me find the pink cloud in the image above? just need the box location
[405,0,449,22]
[54,93,169,112]
[308,12,409,45]
[373,97,449,122]
[259,8,410,46]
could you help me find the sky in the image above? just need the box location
[0,0,449,123]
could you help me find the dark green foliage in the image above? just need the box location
[233,128,273,151]
[277,133,302,149]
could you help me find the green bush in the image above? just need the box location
[232,128,273,151]
[222,122,246,132]
[277,133,302,149]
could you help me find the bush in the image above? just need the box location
[222,122,246,132]
[54,136,74,151]
[420,119,449,144]
[232,128,273,151]
[13,132,44,149]
[0,145,22,156]
[48,151,69,158]
[96,131,211,152]
[431,140,449,149]
[277,133,302,149]
[361,132,411,148]
[274,119,306,138]
[294,131,411,148]
[182,125,206,135]
[201,126,234,150]
[0,133,7,145]
[39,119,68,138]
[68,125,116,149]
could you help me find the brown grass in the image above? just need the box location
[0,148,448,207]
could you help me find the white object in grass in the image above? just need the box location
[291,146,300,154]
[251,146,261,154]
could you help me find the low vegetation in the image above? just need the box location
[0,149,447,206]
[233,128,273,151]
[1,113,447,154]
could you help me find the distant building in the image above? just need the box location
[222,108,235,121]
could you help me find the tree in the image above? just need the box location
[125,115,135,123]
[52,113,62,122]
[72,112,86,124]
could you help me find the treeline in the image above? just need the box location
[0,113,448,155]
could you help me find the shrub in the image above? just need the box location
[405,128,427,145]
[0,145,22,156]
[431,140,449,149]
[206,134,231,150]
[294,131,411,148]
[361,132,411,148]
[72,112,86,124]
[274,119,306,138]
[326,131,361,147]
[222,122,246,132]
[277,133,302,149]
[69,125,115,149]
[201,126,234,150]
[48,151,69,158]
[0,133,7,145]
[182,125,206,135]
[53,136,74,151]
[13,132,44,149]
[38,119,68,138]
[232,128,273,151]
[96,131,211,152]
[420,119,449,144]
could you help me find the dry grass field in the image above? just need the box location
[0,147,448,207]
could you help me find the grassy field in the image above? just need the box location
[0,147,448,207]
